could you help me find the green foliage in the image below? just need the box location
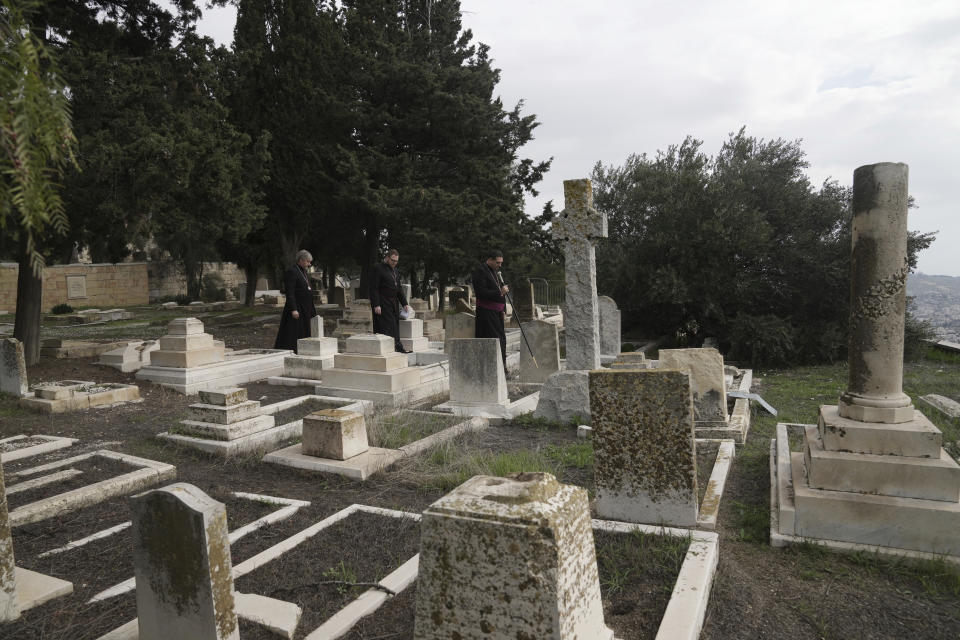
[201,273,227,302]
[903,298,937,362]
[0,0,77,274]
[51,303,73,314]
[544,442,593,468]
[174,294,191,306]
[593,129,934,366]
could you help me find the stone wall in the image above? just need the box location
[0,262,149,312]
[146,261,246,301]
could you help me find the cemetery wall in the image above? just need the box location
[0,262,149,312]
[0,260,247,311]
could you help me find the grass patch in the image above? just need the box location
[511,412,584,431]
[367,410,461,449]
[595,528,690,595]
[544,441,593,468]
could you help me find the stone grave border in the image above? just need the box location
[769,423,960,566]
[89,491,311,602]
[0,434,77,462]
[264,414,489,480]
[157,394,372,457]
[157,503,718,639]
[7,450,176,527]
[19,382,140,414]
[695,439,736,530]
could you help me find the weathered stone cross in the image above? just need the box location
[553,179,608,371]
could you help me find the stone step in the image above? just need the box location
[334,352,407,372]
[790,452,960,555]
[188,400,262,425]
[158,333,214,351]
[150,345,225,369]
[198,387,247,406]
[297,337,338,358]
[400,336,429,352]
[803,425,960,502]
[178,414,276,441]
[344,334,394,355]
[818,404,941,458]
[284,355,333,379]
[321,367,420,393]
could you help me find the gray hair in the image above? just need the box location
[296,249,313,262]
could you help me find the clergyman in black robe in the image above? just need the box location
[274,250,318,353]
[370,249,411,353]
[471,250,508,369]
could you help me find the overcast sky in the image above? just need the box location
[194,0,960,276]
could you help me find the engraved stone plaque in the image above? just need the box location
[66,275,87,300]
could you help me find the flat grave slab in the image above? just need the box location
[0,435,77,463]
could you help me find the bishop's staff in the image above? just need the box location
[497,271,538,368]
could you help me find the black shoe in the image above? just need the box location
[396,346,412,354]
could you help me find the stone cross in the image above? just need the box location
[414,472,614,639]
[839,162,914,424]
[553,179,608,371]
[131,483,239,640]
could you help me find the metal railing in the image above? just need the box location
[522,276,566,307]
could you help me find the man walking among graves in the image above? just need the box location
[274,249,318,353]
[371,248,413,353]
[472,250,508,370]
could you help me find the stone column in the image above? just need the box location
[553,179,608,371]
[838,162,914,424]
[131,483,239,640]
[0,462,19,622]
[414,472,614,639]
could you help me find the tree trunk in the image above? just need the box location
[13,237,43,366]
[326,260,338,301]
[356,223,379,301]
[278,231,304,270]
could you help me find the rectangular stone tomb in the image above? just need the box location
[0,435,77,463]
[98,341,159,373]
[6,451,176,527]
[302,409,369,460]
[20,382,140,414]
[136,349,288,394]
[590,369,699,526]
[658,348,728,426]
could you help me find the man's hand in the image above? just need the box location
[292,310,300,319]
[404,305,412,312]
[374,306,382,315]
[500,285,509,295]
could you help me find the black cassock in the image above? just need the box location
[369,261,408,349]
[274,265,317,353]
[471,262,506,367]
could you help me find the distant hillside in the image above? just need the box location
[907,273,960,341]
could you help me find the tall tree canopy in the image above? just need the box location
[593,129,934,366]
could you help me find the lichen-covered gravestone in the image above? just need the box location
[130,483,239,640]
[0,460,19,622]
[0,338,28,397]
[590,369,699,526]
[414,472,614,639]
[448,338,506,406]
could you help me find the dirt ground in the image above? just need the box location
[1,313,958,639]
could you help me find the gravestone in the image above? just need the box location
[331,286,346,308]
[597,296,621,357]
[554,179,607,370]
[414,472,614,639]
[512,279,536,323]
[659,348,727,424]
[448,339,507,406]
[399,319,429,352]
[590,369,698,526]
[534,179,607,422]
[520,320,560,384]
[310,315,324,338]
[444,312,475,342]
[0,339,28,397]
[130,483,239,640]
[0,458,18,621]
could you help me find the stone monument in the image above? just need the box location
[414,472,614,639]
[597,295,621,358]
[535,179,608,421]
[590,369,699,526]
[130,483,239,640]
[0,339,27,398]
[773,162,960,556]
[519,320,560,384]
[659,348,728,426]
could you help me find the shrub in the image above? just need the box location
[728,313,796,367]
[201,273,227,302]
[174,294,191,306]
[51,303,73,314]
